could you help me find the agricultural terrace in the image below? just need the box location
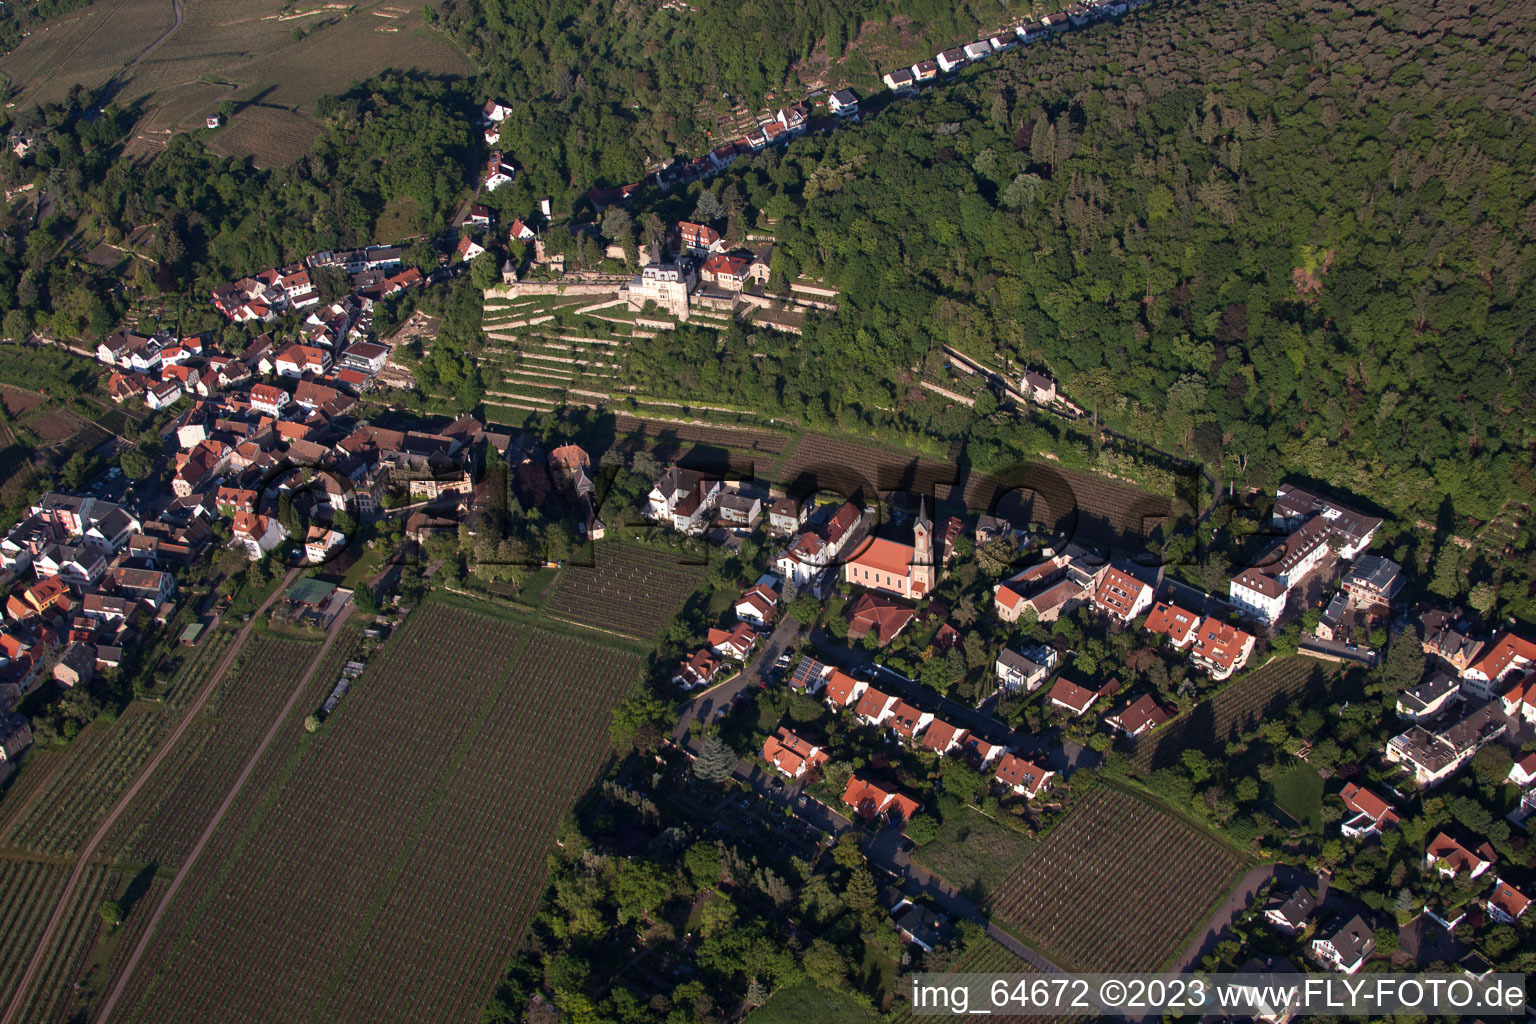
[102,632,345,865]
[543,542,707,639]
[1130,656,1336,772]
[986,786,1243,972]
[118,602,640,1024]
[963,462,1175,554]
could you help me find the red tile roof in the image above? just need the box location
[1340,783,1400,828]
[1143,601,1198,644]
[995,753,1053,798]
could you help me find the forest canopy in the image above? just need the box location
[629,0,1536,528]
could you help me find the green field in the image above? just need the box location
[1272,763,1324,833]
[912,805,1035,898]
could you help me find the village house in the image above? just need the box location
[699,252,752,291]
[1460,631,1536,700]
[675,221,724,256]
[1487,878,1530,924]
[1425,832,1495,880]
[853,685,899,727]
[1143,600,1199,648]
[822,667,867,708]
[936,47,967,72]
[232,511,285,560]
[483,152,517,191]
[273,344,331,379]
[1497,673,1536,726]
[672,648,722,690]
[1419,608,1484,674]
[1091,565,1153,625]
[910,59,940,82]
[1396,672,1461,722]
[1342,555,1403,609]
[919,718,969,757]
[962,40,993,60]
[828,89,860,116]
[1264,886,1318,934]
[994,644,1056,694]
[248,383,290,417]
[1311,915,1374,974]
[646,467,723,535]
[0,711,33,762]
[775,501,862,590]
[766,498,806,537]
[844,592,915,645]
[993,552,1102,624]
[303,527,346,565]
[788,657,834,695]
[1103,693,1170,739]
[762,727,829,778]
[706,623,757,661]
[1338,783,1400,838]
[734,582,779,627]
[883,67,917,91]
[1048,676,1112,717]
[842,774,920,823]
[1188,617,1256,680]
[455,236,487,263]
[715,493,762,529]
[1386,702,1507,786]
[1506,752,1536,787]
[994,753,1054,799]
[886,700,934,743]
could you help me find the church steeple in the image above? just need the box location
[912,497,934,593]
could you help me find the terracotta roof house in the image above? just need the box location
[1338,783,1400,838]
[886,700,934,742]
[1487,878,1530,924]
[994,753,1054,799]
[1048,676,1109,716]
[1425,833,1495,879]
[1103,694,1170,738]
[853,686,899,726]
[1143,601,1199,648]
[823,668,866,708]
[845,593,916,645]
[1189,617,1256,680]
[672,649,722,690]
[762,727,829,778]
[734,583,779,626]
[842,774,921,823]
[706,623,757,660]
[920,718,969,757]
[1092,565,1153,624]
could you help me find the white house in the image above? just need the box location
[1310,915,1374,974]
[233,511,285,560]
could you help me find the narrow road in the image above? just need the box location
[0,567,298,1024]
[125,0,183,71]
[95,600,355,1024]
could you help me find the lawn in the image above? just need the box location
[911,804,1035,899]
[1272,763,1324,833]
[746,979,880,1024]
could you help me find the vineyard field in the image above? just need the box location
[987,786,1243,972]
[964,463,1174,554]
[1130,656,1336,772]
[544,542,706,638]
[775,432,959,501]
[118,602,639,1024]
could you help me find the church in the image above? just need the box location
[842,499,937,600]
